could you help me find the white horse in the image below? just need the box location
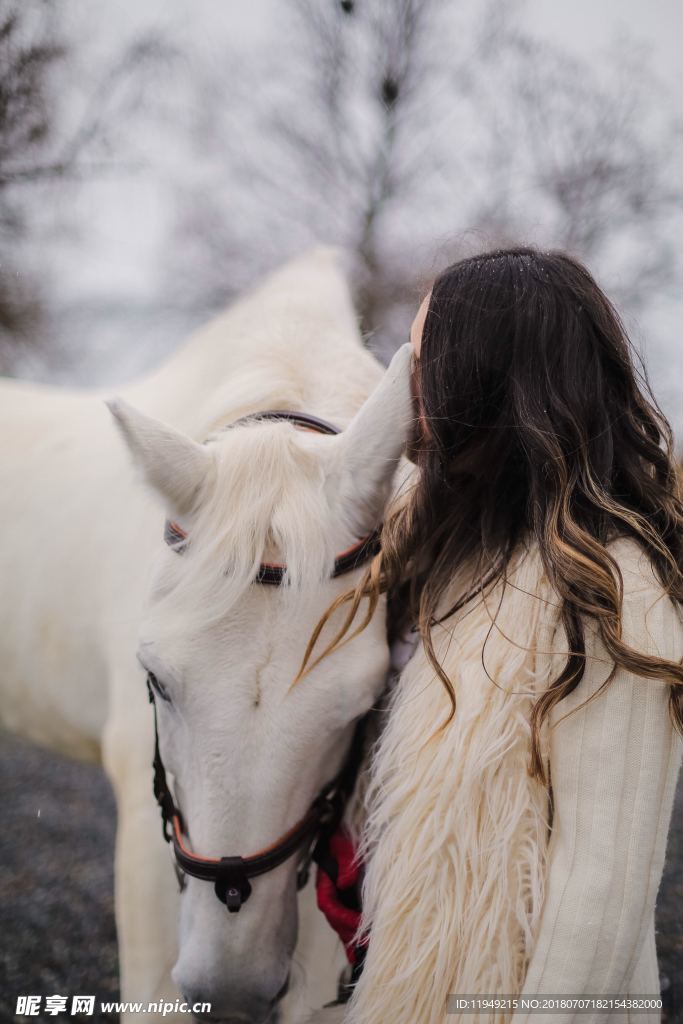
[0,247,413,1023]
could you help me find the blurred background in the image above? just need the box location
[0,0,681,1020]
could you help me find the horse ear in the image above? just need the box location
[106,398,211,515]
[332,343,415,537]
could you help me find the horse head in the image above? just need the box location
[108,343,413,1023]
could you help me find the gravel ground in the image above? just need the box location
[0,731,681,1024]
[0,733,118,1023]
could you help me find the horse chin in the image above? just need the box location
[174,961,291,1024]
[193,1008,283,1024]
[190,990,286,1024]
[193,1015,280,1024]
[181,994,284,1024]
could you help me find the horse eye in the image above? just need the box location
[148,671,172,704]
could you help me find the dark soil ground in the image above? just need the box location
[0,731,681,1023]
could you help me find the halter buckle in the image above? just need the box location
[296,859,311,890]
[314,788,344,832]
[214,857,253,913]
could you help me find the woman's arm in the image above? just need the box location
[512,581,682,1024]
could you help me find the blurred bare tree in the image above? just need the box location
[464,9,682,312]
[0,2,62,347]
[0,0,173,368]
[169,0,444,337]
[168,0,682,355]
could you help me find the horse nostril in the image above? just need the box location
[275,970,290,1003]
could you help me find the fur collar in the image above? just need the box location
[347,546,565,1024]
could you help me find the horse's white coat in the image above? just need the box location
[0,248,414,1023]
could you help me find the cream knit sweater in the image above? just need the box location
[341,537,682,1024]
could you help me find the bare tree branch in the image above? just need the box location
[166,0,682,356]
[0,1,175,363]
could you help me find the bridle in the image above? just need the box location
[147,409,381,913]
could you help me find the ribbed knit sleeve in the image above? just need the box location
[512,569,682,1024]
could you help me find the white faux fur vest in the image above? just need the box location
[347,546,565,1024]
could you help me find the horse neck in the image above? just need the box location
[120,250,385,435]
[124,321,384,439]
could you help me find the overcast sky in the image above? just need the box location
[58,0,682,291]
[26,1,683,433]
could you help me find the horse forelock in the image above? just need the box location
[146,420,337,634]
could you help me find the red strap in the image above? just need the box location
[315,828,367,965]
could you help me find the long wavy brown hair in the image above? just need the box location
[298,246,683,782]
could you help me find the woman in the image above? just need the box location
[309,247,682,1024]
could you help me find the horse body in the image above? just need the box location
[0,248,413,1022]
[0,380,129,758]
